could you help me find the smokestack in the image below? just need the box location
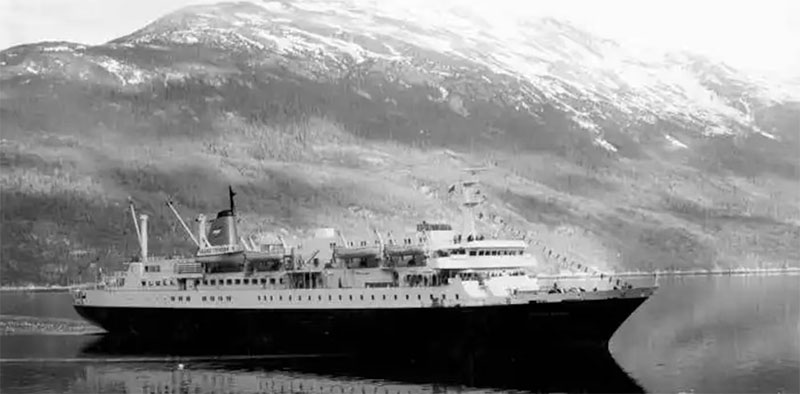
[140,214,149,262]
[197,214,208,248]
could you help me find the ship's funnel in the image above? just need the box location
[206,187,239,247]
[206,210,238,247]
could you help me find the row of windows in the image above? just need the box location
[202,277,284,286]
[142,278,284,287]
[436,249,525,257]
[200,295,232,302]
[255,293,459,302]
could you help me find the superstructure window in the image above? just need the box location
[226,296,231,301]
[270,278,276,285]
[226,279,232,285]
[261,278,267,284]
[202,296,207,301]
[243,279,249,285]
[235,279,241,285]
[469,250,477,256]
[210,296,215,301]
[171,296,175,301]
[178,296,183,301]
[186,296,191,302]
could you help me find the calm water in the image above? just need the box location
[1,274,798,393]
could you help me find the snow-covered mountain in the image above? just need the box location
[3,0,797,150]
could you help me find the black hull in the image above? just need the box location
[76,295,648,354]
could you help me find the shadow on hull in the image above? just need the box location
[79,334,645,393]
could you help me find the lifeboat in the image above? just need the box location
[334,242,381,259]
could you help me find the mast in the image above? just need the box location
[229,185,236,216]
[460,167,487,239]
[166,199,200,248]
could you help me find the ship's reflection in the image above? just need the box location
[76,334,644,393]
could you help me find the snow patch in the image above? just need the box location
[665,134,688,149]
[593,137,617,152]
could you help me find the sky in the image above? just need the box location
[1,0,798,79]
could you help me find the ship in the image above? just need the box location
[72,169,656,355]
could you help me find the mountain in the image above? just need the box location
[1,1,798,285]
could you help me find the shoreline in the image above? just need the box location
[2,267,799,291]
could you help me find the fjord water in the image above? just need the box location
[1,274,798,393]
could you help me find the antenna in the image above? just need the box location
[229,185,236,215]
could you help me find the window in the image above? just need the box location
[349,295,353,301]
[186,296,191,302]
[210,279,216,285]
[226,296,231,301]
[171,296,175,301]
[279,278,284,284]
[235,279,241,285]
[210,296,215,301]
[491,250,498,256]
[257,296,261,301]
[308,296,312,301]
[279,296,283,301]
[155,281,161,286]
[339,295,342,300]
[382,295,386,300]
[371,295,375,300]
[469,250,477,256]
[243,279,249,285]
[270,296,273,301]
[289,295,292,301]
[202,280,208,285]
[360,295,364,300]
[394,295,398,300]
[319,295,322,301]
[456,294,460,300]
[226,279,232,285]
[270,278,276,285]
[178,296,183,301]
[478,251,484,256]
[417,294,421,300]
[442,294,446,300]
[261,278,267,284]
